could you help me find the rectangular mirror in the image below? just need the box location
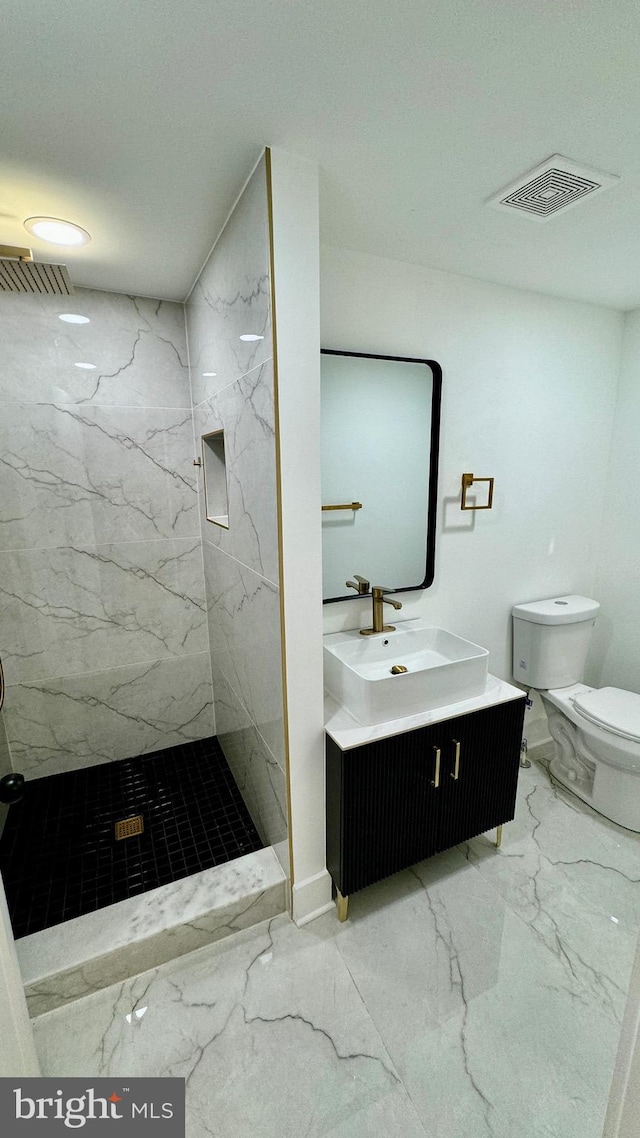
[320,349,442,603]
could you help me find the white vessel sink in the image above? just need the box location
[324,620,489,725]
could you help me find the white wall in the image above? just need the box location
[321,244,624,742]
[591,307,640,692]
[268,149,333,924]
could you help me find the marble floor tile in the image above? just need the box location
[459,761,640,1017]
[320,1089,429,1138]
[318,848,507,1044]
[322,875,621,1138]
[33,759,640,1138]
[35,915,402,1138]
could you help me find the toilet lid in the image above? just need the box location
[573,687,640,742]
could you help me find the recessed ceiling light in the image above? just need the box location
[59,313,90,324]
[74,362,96,370]
[24,217,91,247]
[239,334,264,342]
[202,371,217,376]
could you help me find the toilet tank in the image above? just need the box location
[512,595,600,689]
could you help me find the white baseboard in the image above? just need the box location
[291,869,333,926]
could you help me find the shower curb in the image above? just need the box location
[18,846,286,1017]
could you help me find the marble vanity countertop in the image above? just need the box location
[325,673,525,750]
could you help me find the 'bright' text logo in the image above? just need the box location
[14,1089,125,1129]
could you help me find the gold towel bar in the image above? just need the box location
[322,501,363,512]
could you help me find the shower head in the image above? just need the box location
[0,244,74,295]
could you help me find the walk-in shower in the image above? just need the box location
[0,155,288,998]
[0,279,279,948]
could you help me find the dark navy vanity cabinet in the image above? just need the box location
[326,697,525,912]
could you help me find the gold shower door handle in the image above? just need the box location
[451,739,460,780]
[431,746,441,788]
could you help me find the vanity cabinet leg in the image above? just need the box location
[495,824,503,848]
[336,890,349,922]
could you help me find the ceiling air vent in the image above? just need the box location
[488,155,619,221]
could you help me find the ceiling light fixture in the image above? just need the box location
[59,313,90,324]
[74,362,96,370]
[239,334,263,342]
[24,217,91,247]
[202,371,217,376]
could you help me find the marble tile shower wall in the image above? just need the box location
[187,155,287,849]
[0,289,214,779]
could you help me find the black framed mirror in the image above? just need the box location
[320,349,442,603]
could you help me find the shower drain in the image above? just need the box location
[114,815,144,841]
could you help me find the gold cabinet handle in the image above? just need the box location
[451,739,460,780]
[431,746,441,788]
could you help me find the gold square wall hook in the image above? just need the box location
[461,472,495,510]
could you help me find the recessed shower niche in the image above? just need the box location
[202,429,230,528]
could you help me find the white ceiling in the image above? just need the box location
[3,0,640,308]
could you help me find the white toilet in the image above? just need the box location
[512,594,640,832]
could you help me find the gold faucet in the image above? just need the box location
[360,586,403,635]
[346,574,370,595]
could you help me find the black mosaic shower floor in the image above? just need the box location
[0,737,263,940]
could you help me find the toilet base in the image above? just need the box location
[549,755,640,833]
[540,691,640,833]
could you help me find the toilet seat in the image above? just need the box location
[573,687,640,744]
